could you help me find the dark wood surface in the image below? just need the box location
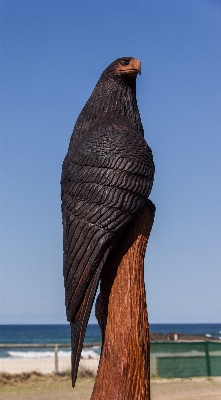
[61,57,155,386]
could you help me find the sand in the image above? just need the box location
[0,357,99,375]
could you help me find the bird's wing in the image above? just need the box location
[61,121,154,385]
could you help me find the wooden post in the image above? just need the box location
[92,200,155,400]
[54,344,58,374]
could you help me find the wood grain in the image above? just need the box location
[92,200,155,399]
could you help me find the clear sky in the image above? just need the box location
[1,0,220,325]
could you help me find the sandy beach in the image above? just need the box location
[0,357,99,375]
[0,356,157,376]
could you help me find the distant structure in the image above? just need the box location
[61,57,155,397]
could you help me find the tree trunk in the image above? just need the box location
[92,200,155,400]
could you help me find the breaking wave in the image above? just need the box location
[6,347,100,360]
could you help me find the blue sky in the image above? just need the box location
[1,0,220,324]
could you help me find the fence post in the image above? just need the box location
[54,344,58,374]
[205,341,211,377]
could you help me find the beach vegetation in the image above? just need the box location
[0,372,221,399]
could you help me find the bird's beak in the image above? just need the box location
[131,59,141,75]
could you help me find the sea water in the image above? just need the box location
[0,324,101,360]
[0,323,220,360]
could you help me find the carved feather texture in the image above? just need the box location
[61,57,155,386]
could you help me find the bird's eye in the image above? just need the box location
[120,59,130,66]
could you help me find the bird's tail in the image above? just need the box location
[70,252,109,387]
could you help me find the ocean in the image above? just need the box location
[0,323,220,360]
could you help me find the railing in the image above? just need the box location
[0,343,101,375]
[1,341,221,377]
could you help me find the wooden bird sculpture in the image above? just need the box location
[61,57,155,387]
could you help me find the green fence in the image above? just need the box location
[150,341,221,378]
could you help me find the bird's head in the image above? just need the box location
[102,57,141,79]
[115,57,141,77]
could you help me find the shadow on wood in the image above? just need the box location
[92,200,155,400]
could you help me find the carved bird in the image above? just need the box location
[61,57,155,386]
